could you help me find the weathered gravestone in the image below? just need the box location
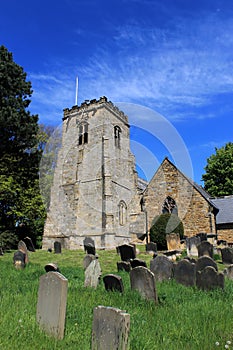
[44,263,60,273]
[195,256,218,273]
[36,271,68,339]
[83,254,96,270]
[130,266,158,303]
[221,247,233,264]
[207,234,216,245]
[130,258,147,269]
[174,259,196,287]
[54,241,62,254]
[196,233,207,241]
[13,251,26,269]
[223,265,233,280]
[186,236,201,257]
[150,255,174,282]
[18,240,29,263]
[166,233,180,250]
[196,266,224,291]
[24,236,36,252]
[146,242,157,253]
[117,261,131,273]
[118,244,136,261]
[103,274,124,293]
[92,306,130,350]
[83,237,96,255]
[84,259,101,289]
[197,241,213,258]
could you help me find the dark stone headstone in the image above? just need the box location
[44,263,60,273]
[196,266,224,291]
[130,266,158,302]
[18,240,29,263]
[130,258,147,269]
[221,247,233,264]
[197,241,213,258]
[54,241,62,254]
[0,247,4,256]
[183,256,197,264]
[174,259,196,287]
[83,237,96,255]
[196,233,207,241]
[24,236,36,252]
[150,255,174,282]
[196,256,218,273]
[223,265,233,279]
[13,250,26,269]
[103,274,124,293]
[117,261,131,272]
[118,244,136,261]
[146,242,157,253]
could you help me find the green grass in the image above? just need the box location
[1,248,233,349]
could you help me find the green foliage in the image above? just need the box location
[202,142,233,197]
[150,213,184,249]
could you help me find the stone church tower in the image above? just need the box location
[42,97,144,250]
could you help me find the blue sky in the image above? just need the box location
[1,0,233,184]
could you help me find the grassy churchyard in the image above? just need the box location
[1,247,233,350]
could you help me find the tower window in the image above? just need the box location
[119,200,127,225]
[78,122,88,145]
[114,126,121,148]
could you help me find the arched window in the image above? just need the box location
[114,126,121,148]
[162,196,178,215]
[119,200,127,225]
[78,122,88,145]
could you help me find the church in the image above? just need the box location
[42,97,232,250]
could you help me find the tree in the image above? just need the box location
[202,142,233,197]
[0,45,46,249]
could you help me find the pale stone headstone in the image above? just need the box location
[196,266,224,291]
[103,274,124,293]
[197,241,213,258]
[18,240,29,263]
[186,236,201,257]
[92,306,130,350]
[130,258,147,269]
[166,233,180,250]
[150,255,174,282]
[221,247,233,264]
[83,254,96,270]
[174,259,196,287]
[130,266,158,303]
[118,244,136,261]
[196,256,218,273]
[223,265,233,279]
[117,261,131,272]
[36,271,68,339]
[84,259,101,288]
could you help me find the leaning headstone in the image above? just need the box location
[54,241,62,254]
[118,244,136,261]
[150,255,174,282]
[24,236,36,252]
[197,241,213,258]
[84,259,101,288]
[84,237,96,255]
[221,247,233,264]
[44,263,60,273]
[223,265,233,280]
[186,236,201,257]
[117,261,131,272]
[130,266,158,303]
[36,271,68,339]
[103,274,124,293]
[130,258,147,269]
[196,256,218,272]
[92,306,130,350]
[83,254,96,270]
[196,266,224,291]
[166,233,180,250]
[18,240,29,264]
[13,251,26,269]
[146,242,157,253]
[174,259,196,287]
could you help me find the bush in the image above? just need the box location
[150,213,184,250]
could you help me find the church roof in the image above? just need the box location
[211,196,233,225]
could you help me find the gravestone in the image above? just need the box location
[18,240,29,263]
[196,256,218,272]
[150,255,174,282]
[83,254,96,270]
[221,247,233,264]
[92,306,130,350]
[223,265,233,280]
[174,259,196,287]
[130,266,158,303]
[196,233,207,241]
[54,241,62,254]
[103,274,124,293]
[118,244,136,261]
[13,251,26,269]
[0,247,3,256]
[186,236,201,257]
[166,233,180,250]
[84,259,101,288]
[130,258,147,269]
[196,266,224,291]
[207,234,216,245]
[24,236,36,252]
[183,256,197,264]
[84,237,96,255]
[44,263,60,273]
[117,261,131,272]
[146,242,157,253]
[36,271,68,339]
[197,241,213,258]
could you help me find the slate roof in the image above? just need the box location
[211,196,233,225]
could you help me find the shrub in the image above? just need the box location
[150,213,184,250]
